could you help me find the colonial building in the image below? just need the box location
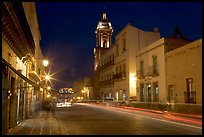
[165,38,202,113]
[2,2,46,134]
[135,35,202,113]
[93,13,160,102]
[136,38,190,104]
[93,13,113,99]
[113,24,160,102]
[99,44,115,100]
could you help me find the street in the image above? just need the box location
[8,103,202,135]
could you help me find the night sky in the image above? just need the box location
[35,2,202,90]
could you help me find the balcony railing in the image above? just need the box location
[99,79,114,86]
[146,65,159,77]
[113,72,126,80]
[29,63,40,81]
[100,60,114,71]
[184,91,196,104]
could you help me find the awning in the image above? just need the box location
[2,58,38,87]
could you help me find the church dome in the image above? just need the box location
[96,13,112,30]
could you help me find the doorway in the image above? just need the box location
[146,84,151,102]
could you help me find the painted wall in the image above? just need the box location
[136,38,166,103]
[165,39,202,104]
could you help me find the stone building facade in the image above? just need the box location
[2,2,46,134]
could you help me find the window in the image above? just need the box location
[146,84,151,102]
[122,38,126,51]
[152,55,158,74]
[108,92,112,98]
[153,82,159,102]
[140,83,144,101]
[184,78,196,104]
[168,85,175,103]
[103,41,107,47]
[123,63,126,73]
[112,54,114,65]
[116,40,119,56]
[186,78,193,91]
[116,66,118,74]
[119,65,121,73]
[122,91,126,101]
[140,60,144,76]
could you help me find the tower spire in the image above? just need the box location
[102,6,106,19]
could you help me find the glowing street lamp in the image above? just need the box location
[43,60,49,67]
[47,86,51,90]
[47,93,51,98]
[45,75,50,80]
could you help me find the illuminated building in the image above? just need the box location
[94,13,161,102]
[165,38,202,113]
[93,13,113,99]
[113,24,160,102]
[135,24,202,113]
[2,2,45,134]
[136,38,189,104]
[98,45,115,100]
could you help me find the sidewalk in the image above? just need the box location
[7,111,67,135]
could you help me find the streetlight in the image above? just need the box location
[43,59,49,67]
[42,59,49,99]
[45,75,50,80]
[47,86,51,90]
[47,92,51,98]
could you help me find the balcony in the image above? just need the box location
[99,79,114,86]
[29,64,40,81]
[146,65,159,77]
[100,60,114,71]
[184,91,196,104]
[113,72,126,80]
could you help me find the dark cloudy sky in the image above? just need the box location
[35,2,202,90]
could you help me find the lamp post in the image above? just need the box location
[42,59,50,99]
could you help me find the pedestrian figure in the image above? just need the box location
[35,98,42,117]
[46,102,51,116]
[51,102,55,115]
[42,99,50,116]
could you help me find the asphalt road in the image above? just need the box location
[54,103,202,135]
